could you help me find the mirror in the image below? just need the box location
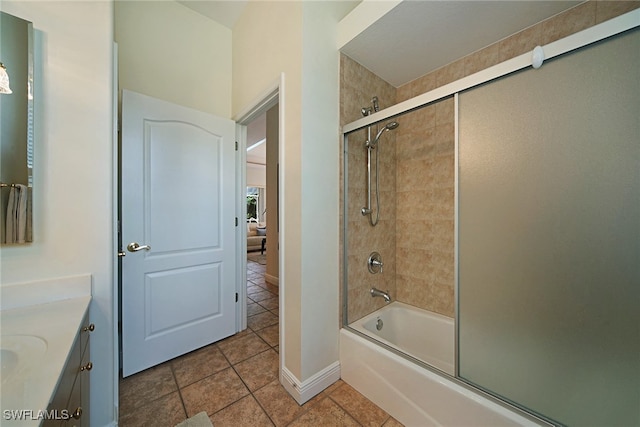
[0,11,34,244]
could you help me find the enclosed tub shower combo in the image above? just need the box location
[340,10,639,427]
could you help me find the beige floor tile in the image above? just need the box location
[324,379,345,394]
[119,391,185,427]
[209,395,274,427]
[249,278,266,285]
[248,302,267,316]
[247,261,264,270]
[248,272,265,279]
[119,363,177,415]
[248,285,265,295]
[180,367,249,417]
[310,379,344,405]
[171,344,230,388]
[247,270,263,279]
[217,328,251,345]
[255,324,279,347]
[383,416,405,427]
[330,383,389,426]
[261,282,279,295]
[249,290,275,302]
[253,380,307,427]
[288,397,360,427]
[248,311,278,331]
[217,332,270,364]
[258,297,278,311]
[234,349,279,391]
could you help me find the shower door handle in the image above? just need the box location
[127,242,151,252]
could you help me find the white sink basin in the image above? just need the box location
[1,349,19,378]
[0,335,48,384]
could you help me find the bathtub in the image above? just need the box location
[341,302,545,426]
[349,301,454,375]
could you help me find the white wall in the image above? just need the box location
[246,111,267,188]
[115,1,232,117]
[233,0,347,393]
[0,2,114,426]
[233,0,305,380]
[246,163,266,187]
[299,1,342,380]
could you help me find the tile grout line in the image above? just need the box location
[169,361,190,419]
[239,263,283,426]
[216,269,281,426]
[326,393,380,427]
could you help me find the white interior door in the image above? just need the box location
[121,90,237,376]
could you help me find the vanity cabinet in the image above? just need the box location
[43,312,93,427]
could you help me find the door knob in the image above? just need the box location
[127,242,151,252]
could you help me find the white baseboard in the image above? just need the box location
[264,273,279,286]
[280,361,341,405]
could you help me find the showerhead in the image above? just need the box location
[369,121,399,148]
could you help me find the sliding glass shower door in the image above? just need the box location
[457,29,639,425]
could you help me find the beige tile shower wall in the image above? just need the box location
[340,54,397,323]
[394,98,455,318]
[393,0,638,318]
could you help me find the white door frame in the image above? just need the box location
[112,42,120,422]
[233,73,285,374]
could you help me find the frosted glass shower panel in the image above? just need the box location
[458,29,640,425]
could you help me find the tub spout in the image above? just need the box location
[370,287,391,303]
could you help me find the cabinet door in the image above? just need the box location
[66,315,92,427]
[79,335,91,427]
[44,335,81,427]
[45,312,92,427]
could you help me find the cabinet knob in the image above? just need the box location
[80,362,93,372]
[72,407,83,419]
[82,323,95,332]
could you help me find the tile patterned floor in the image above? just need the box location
[119,256,403,427]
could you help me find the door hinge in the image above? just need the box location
[235,217,238,227]
[235,141,238,151]
[235,293,238,302]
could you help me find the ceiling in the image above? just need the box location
[341,1,582,87]
[179,1,582,89]
[178,0,249,29]
[246,112,266,165]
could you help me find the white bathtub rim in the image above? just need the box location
[352,300,454,323]
[340,328,552,427]
[348,301,455,375]
[344,324,550,425]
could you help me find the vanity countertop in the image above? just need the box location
[1,275,91,426]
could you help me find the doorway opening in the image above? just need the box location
[234,80,283,377]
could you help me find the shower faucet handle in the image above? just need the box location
[368,252,383,274]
